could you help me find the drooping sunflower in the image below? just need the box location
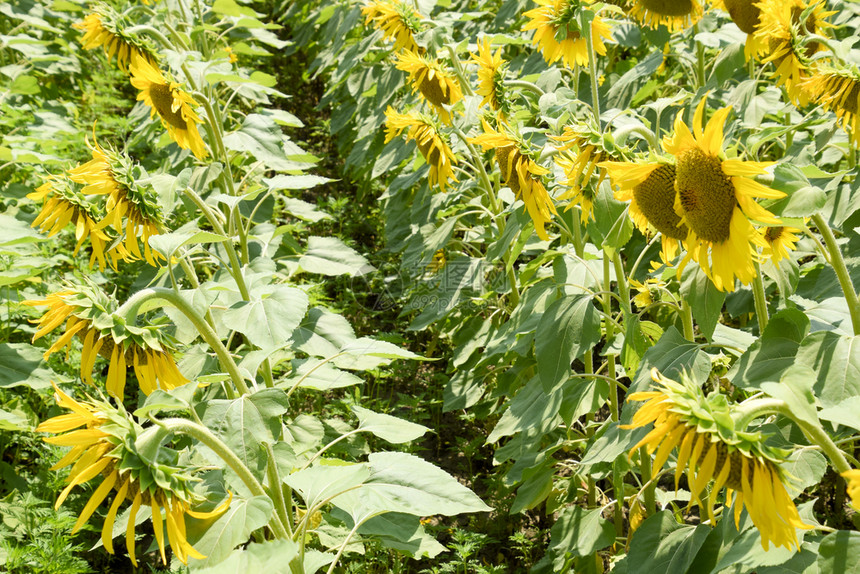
[710,0,764,58]
[470,38,513,121]
[26,175,112,268]
[37,383,230,566]
[129,52,208,159]
[554,122,618,223]
[522,0,612,68]
[753,0,836,106]
[623,368,813,550]
[361,0,423,52]
[601,161,689,263]
[628,0,704,32]
[73,6,157,71]
[662,98,784,291]
[22,287,188,399]
[395,50,463,124]
[470,119,557,240]
[384,107,458,192]
[803,62,860,146]
[761,225,801,265]
[67,134,165,267]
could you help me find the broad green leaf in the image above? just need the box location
[680,264,726,341]
[352,405,429,444]
[561,376,610,426]
[535,294,601,391]
[0,408,31,431]
[355,452,492,516]
[795,331,860,407]
[281,197,332,222]
[710,526,800,573]
[729,308,810,390]
[193,539,299,574]
[148,229,227,260]
[510,463,554,513]
[819,396,860,432]
[757,548,819,574]
[285,461,371,512]
[284,359,363,391]
[586,185,633,254]
[133,386,193,417]
[186,496,274,568]
[211,0,261,18]
[340,337,424,361]
[205,70,278,88]
[627,511,710,574]
[783,449,827,492]
[625,327,709,399]
[548,506,615,570]
[264,174,333,190]
[223,114,312,172]
[223,285,309,349]
[818,531,860,574]
[605,49,664,110]
[355,513,446,559]
[487,376,563,443]
[0,215,48,246]
[298,236,373,276]
[759,365,819,426]
[0,343,55,390]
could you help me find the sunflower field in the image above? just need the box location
[4,0,860,572]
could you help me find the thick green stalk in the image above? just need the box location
[116,288,248,396]
[264,442,293,537]
[812,214,860,335]
[681,299,695,341]
[751,265,769,333]
[584,17,601,123]
[161,418,289,538]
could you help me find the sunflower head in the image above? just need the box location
[395,50,463,124]
[628,0,704,32]
[630,277,666,309]
[662,97,783,291]
[22,284,188,399]
[362,0,424,52]
[753,0,836,105]
[843,470,860,511]
[73,3,158,71]
[129,53,208,159]
[522,0,612,68]
[384,107,458,192]
[624,368,812,550]
[36,384,230,565]
[803,62,860,145]
[470,118,556,240]
[761,225,801,265]
[67,134,166,267]
[470,38,513,120]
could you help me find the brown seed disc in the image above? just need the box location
[419,76,452,107]
[148,83,187,129]
[723,0,761,34]
[638,0,696,17]
[675,148,736,244]
[632,164,689,240]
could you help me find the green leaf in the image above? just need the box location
[148,229,227,260]
[283,359,363,391]
[819,396,860,432]
[193,539,299,574]
[729,308,810,390]
[796,331,860,408]
[264,174,333,190]
[535,294,601,391]
[487,376,562,443]
[186,495,274,568]
[223,285,309,349]
[627,511,710,574]
[818,531,860,574]
[223,114,312,172]
[211,0,262,18]
[0,215,48,247]
[339,337,424,362]
[0,343,55,390]
[352,405,429,444]
[783,449,827,492]
[285,461,371,512]
[759,365,819,426]
[680,264,726,341]
[586,186,633,254]
[298,236,373,276]
[548,506,615,569]
[625,327,709,398]
[281,198,332,222]
[355,513,446,559]
[0,408,31,431]
[510,463,554,513]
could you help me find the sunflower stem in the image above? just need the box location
[125,25,177,52]
[694,24,706,90]
[639,446,655,517]
[681,299,695,341]
[584,13,601,123]
[446,43,475,97]
[506,80,545,97]
[116,288,249,396]
[751,265,770,332]
[811,213,860,335]
[160,418,290,539]
[264,442,293,537]
[602,255,619,424]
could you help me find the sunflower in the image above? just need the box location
[844,469,860,511]
[662,98,784,292]
[22,287,188,399]
[37,383,230,566]
[554,123,617,223]
[470,119,556,240]
[384,107,458,192]
[395,50,463,124]
[753,0,836,106]
[129,52,208,159]
[710,0,764,58]
[361,0,423,52]
[73,7,157,72]
[522,0,612,69]
[623,368,812,550]
[67,134,165,267]
[630,277,668,308]
[761,225,801,265]
[470,38,512,120]
[27,175,111,268]
[803,63,860,146]
[628,0,704,32]
[601,161,689,263]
